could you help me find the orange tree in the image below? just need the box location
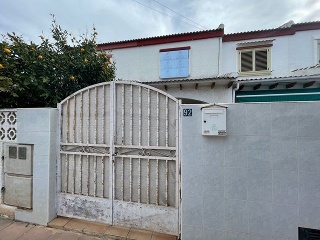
[0,19,115,108]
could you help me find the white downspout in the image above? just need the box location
[217,37,222,76]
[232,82,240,103]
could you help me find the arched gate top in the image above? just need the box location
[59,80,179,106]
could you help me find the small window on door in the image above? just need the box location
[9,146,17,159]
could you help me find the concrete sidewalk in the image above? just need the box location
[0,216,177,240]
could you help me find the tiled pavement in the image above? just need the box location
[0,216,178,240]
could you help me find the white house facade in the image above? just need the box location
[98,27,235,104]
[99,21,320,104]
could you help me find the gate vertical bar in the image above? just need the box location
[165,97,168,147]
[148,89,150,146]
[109,81,116,223]
[86,154,89,196]
[95,87,98,144]
[66,100,69,144]
[156,92,159,146]
[121,157,124,200]
[94,156,97,197]
[176,100,181,236]
[139,86,142,146]
[72,96,76,194]
[101,156,105,198]
[64,154,68,193]
[101,85,105,198]
[102,85,105,144]
[80,92,83,144]
[138,158,141,203]
[73,96,76,143]
[147,159,150,204]
[156,159,159,205]
[64,98,68,193]
[80,155,83,194]
[86,89,91,196]
[94,87,98,197]
[122,84,125,144]
[130,85,133,145]
[165,160,168,206]
[129,157,132,202]
[87,89,90,144]
[72,154,76,194]
[79,93,83,194]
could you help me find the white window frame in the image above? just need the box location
[238,47,271,75]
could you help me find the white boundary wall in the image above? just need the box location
[181,102,320,240]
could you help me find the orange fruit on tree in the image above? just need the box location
[4,48,11,54]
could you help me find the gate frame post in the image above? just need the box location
[177,99,182,238]
[109,81,116,224]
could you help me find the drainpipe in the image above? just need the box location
[217,37,222,76]
[232,82,240,103]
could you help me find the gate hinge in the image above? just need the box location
[1,156,4,160]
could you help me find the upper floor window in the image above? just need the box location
[237,41,272,75]
[160,47,190,79]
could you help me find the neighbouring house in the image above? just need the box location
[221,20,320,102]
[98,21,320,103]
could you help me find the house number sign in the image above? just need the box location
[183,109,192,116]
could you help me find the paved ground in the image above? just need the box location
[0,216,177,240]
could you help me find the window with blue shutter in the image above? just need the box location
[160,47,190,78]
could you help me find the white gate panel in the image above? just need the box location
[58,81,180,235]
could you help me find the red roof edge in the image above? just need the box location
[98,29,224,50]
[223,21,320,42]
[97,21,320,50]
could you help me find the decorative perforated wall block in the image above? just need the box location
[0,110,17,142]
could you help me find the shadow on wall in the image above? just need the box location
[179,98,208,104]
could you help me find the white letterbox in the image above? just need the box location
[201,104,227,136]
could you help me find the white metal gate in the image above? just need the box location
[57,81,180,235]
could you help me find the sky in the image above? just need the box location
[0,0,319,44]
